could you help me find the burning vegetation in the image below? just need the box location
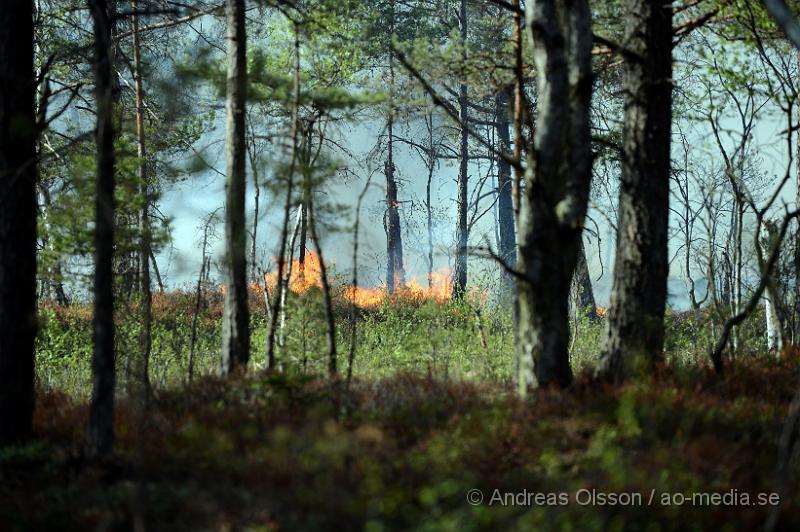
[262,251,455,310]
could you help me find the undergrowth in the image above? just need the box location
[8,291,797,530]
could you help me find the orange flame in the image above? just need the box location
[343,268,454,309]
[261,251,455,309]
[262,252,325,294]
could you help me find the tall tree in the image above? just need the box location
[597,0,673,382]
[221,0,250,375]
[516,0,593,392]
[795,50,800,344]
[495,86,516,298]
[87,0,117,458]
[452,0,469,298]
[573,241,597,319]
[385,0,406,293]
[131,0,151,395]
[0,0,37,447]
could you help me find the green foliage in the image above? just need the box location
[14,340,800,529]
[354,297,513,380]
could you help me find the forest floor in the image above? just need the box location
[3,352,800,530]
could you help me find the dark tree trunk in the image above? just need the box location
[597,0,673,382]
[425,112,435,288]
[384,157,405,294]
[221,0,250,374]
[248,122,260,282]
[452,0,469,298]
[795,50,800,344]
[87,0,117,458]
[574,241,597,319]
[516,0,593,392]
[385,156,405,293]
[385,0,405,294]
[132,0,151,396]
[298,199,307,280]
[495,87,516,298]
[0,0,37,447]
[150,248,164,293]
[39,183,70,306]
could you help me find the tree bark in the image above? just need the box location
[425,111,435,288]
[277,204,302,350]
[573,240,597,319]
[150,248,164,293]
[189,212,215,385]
[132,0,151,396]
[298,199,307,279]
[248,118,260,282]
[795,50,800,344]
[762,220,788,352]
[38,183,69,305]
[597,0,673,382]
[220,0,250,375]
[385,0,405,294]
[306,190,337,376]
[0,0,37,447]
[516,0,593,392]
[495,87,516,299]
[452,0,469,298]
[87,0,117,458]
[766,295,780,351]
[384,128,405,292]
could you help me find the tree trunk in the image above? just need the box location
[707,220,718,308]
[39,183,70,305]
[573,240,597,319]
[452,0,469,298]
[512,0,524,222]
[795,50,800,344]
[266,28,301,371]
[0,0,37,447]
[384,159,405,292]
[425,112,435,288]
[732,200,744,356]
[298,200,307,280]
[132,0,151,396]
[762,220,788,352]
[248,119,260,282]
[278,204,302,350]
[87,0,117,458]
[220,0,250,375]
[766,295,780,351]
[150,248,164,293]
[307,197,337,377]
[188,214,214,385]
[516,0,593,393]
[495,87,516,300]
[384,126,405,293]
[385,0,405,294]
[597,0,673,382]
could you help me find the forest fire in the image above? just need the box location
[261,251,453,309]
